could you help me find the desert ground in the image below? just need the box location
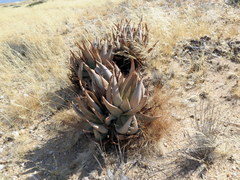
[0,0,239,179]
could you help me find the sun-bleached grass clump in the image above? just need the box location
[142,89,173,142]
[167,100,222,179]
[0,34,69,128]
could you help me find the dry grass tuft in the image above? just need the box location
[4,96,43,128]
[142,89,174,143]
[167,100,222,179]
[52,109,79,125]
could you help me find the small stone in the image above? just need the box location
[0,131,3,138]
[0,164,5,171]
[171,112,183,121]
[187,103,195,108]
[199,92,208,99]
[4,136,14,143]
[188,81,195,85]
[188,95,198,102]
[12,131,19,138]
[227,74,238,80]
[21,163,25,168]
[185,81,196,90]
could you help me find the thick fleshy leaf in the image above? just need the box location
[85,91,103,114]
[129,58,136,74]
[80,42,95,68]
[117,73,124,88]
[92,81,105,99]
[111,75,122,107]
[132,96,148,112]
[120,72,138,99]
[129,73,139,96]
[87,120,108,134]
[120,98,131,112]
[73,102,101,123]
[130,79,143,107]
[102,97,123,117]
[115,115,134,134]
[128,116,138,134]
[77,61,84,80]
[93,50,103,63]
[119,60,135,95]
[86,91,102,108]
[141,79,145,97]
[83,63,104,90]
[77,97,98,121]
[125,72,138,99]
[95,61,112,81]
[123,96,147,116]
[99,41,114,63]
[106,80,112,103]
[101,76,109,90]
[113,63,121,76]
[90,107,105,122]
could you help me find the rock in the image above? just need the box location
[4,137,14,144]
[188,95,198,102]
[227,74,238,80]
[185,81,196,90]
[171,112,184,121]
[187,81,195,85]
[12,131,19,138]
[199,92,208,99]
[0,131,3,138]
[0,164,5,171]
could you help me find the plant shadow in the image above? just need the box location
[164,136,215,180]
[23,131,105,180]
[45,85,79,111]
[165,155,207,180]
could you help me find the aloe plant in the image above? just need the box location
[72,60,158,141]
[69,40,114,87]
[112,18,149,49]
[69,19,157,86]
[112,19,157,74]
[68,19,160,141]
